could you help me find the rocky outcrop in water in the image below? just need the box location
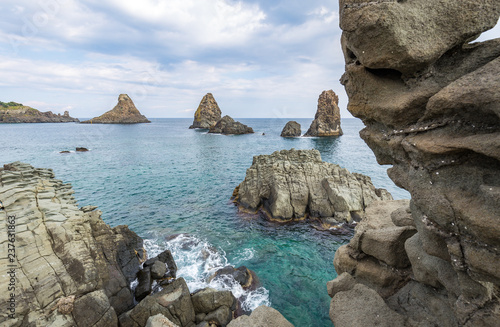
[0,101,79,123]
[233,149,392,224]
[280,121,301,137]
[81,94,150,124]
[329,1,500,326]
[0,162,144,326]
[208,116,254,135]
[304,90,342,137]
[189,93,222,129]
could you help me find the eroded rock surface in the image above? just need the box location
[208,116,254,135]
[189,93,222,129]
[81,94,150,124]
[280,121,301,137]
[330,1,500,326]
[233,149,392,223]
[304,90,343,137]
[0,162,144,326]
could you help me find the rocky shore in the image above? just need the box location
[81,94,150,124]
[328,1,500,326]
[233,149,392,225]
[0,162,292,327]
[0,102,79,123]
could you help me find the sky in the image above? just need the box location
[0,1,499,119]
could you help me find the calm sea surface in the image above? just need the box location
[1,118,409,326]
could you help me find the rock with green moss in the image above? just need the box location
[0,102,79,123]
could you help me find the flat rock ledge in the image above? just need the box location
[233,149,392,224]
[0,162,291,327]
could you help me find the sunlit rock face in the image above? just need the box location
[330,0,500,326]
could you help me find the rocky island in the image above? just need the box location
[233,149,392,224]
[189,93,222,129]
[280,121,301,137]
[208,115,254,135]
[328,1,500,326]
[304,90,343,137]
[0,101,79,123]
[81,94,150,124]
[0,162,292,327]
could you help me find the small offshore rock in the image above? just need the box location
[304,90,343,137]
[280,121,301,137]
[189,93,222,129]
[209,115,254,135]
[60,150,71,154]
[76,147,89,152]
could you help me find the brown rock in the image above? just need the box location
[189,93,222,129]
[304,90,343,137]
[280,121,301,137]
[208,115,254,135]
[81,94,150,124]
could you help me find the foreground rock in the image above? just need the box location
[304,90,342,137]
[189,93,222,129]
[227,306,293,327]
[330,1,500,326]
[233,149,392,223]
[81,94,150,124]
[0,162,144,326]
[280,121,301,137]
[0,101,79,123]
[209,116,254,135]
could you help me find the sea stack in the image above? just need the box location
[328,1,500,326]
[304,90,343,137]
[280,121,301,137]
[233,149,392,223]
[208,115,254,135]
[189,93,222,129]
[81,94,150,124]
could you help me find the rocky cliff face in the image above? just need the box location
[0,162,144,326]
[0,103,79,123]
[208,115,254,135]
[81,94,150,124]
[189,93,222,129]
[329,1,500,326]
[304,90,343,137]
[233,149,392,224]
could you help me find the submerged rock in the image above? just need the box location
[233,149,392,223]
[280,121,301,137]
[189,93,222,129]
[304,90,343,137]
[81,94,150,124]
[208,115,254,135]
[331,0,500,325]
[0,101,79,123]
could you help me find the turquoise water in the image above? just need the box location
[1,118,409,326]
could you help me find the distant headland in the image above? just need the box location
[0,101,79,123]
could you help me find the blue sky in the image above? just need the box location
[1,1,499,119]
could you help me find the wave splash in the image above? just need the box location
[144,234,270,313]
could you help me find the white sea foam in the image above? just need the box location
[143,234,270,312]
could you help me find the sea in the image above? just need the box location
[1,118,409,326]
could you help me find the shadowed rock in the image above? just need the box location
[208,115,254,135]
[304,90,342,137]
[81,94,150,124]
[280,121,301,137]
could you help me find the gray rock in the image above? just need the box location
[330,284,406,327]
[158,249,178,279]
[280,121,301,137]
[204,305,232,327]
[72,290,118,327]
[191,288,236,314]
[146,314,180,327]
[327,272,356,298]
[304,90,343,137]
[151,261,167,280]
[189,93,222,129]
[227,305,293,327]
[234,149,392,222]
[208,115,254,135]
[135,267,152,302]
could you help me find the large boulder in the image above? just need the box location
[81,94,150,124]
[280,121,301,137]
[189,93,222,129]
[233,149,392,223]
[227,305,293,327]
[304,90,343,137]
[208,115,254,135]
[0,162,144,326]
[333,0,500,325]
